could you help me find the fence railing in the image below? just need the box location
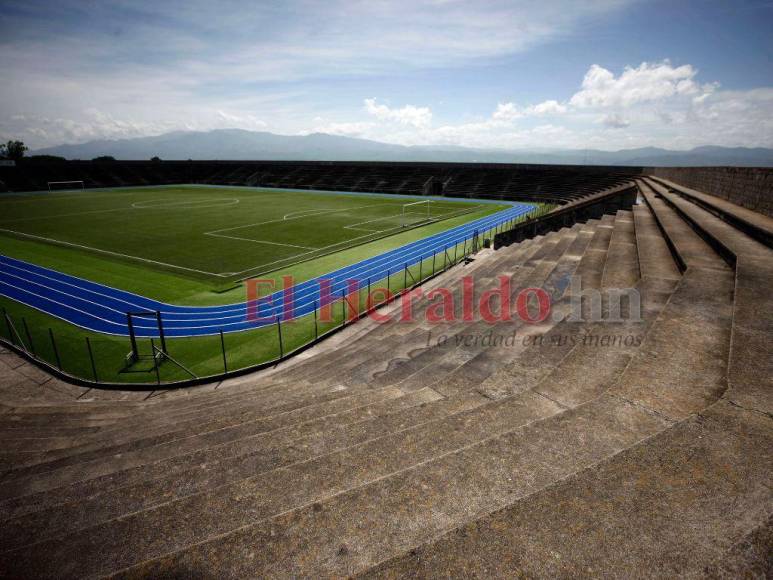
[0,218,524,390]
[493,182,638,249]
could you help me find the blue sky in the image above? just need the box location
[1,0,771,150]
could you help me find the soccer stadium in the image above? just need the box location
[0,2,771,578]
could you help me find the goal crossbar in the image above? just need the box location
[401,200,432,226]
[48,180,85,191]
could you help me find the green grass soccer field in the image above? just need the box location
[0,185,511,298]
[0,185,542,384]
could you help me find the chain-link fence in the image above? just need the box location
[0,219,527,388]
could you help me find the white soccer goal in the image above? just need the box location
[401,200,432,227]
[48,180,85,192]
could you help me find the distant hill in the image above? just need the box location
[32,129,773,167]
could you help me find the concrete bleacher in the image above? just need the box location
[0,178,770,577]
[0,159,635,205]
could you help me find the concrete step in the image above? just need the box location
[650,178,771,262]
[0,387,476,546]
[0,221,652,576]
[632,202,681,281]
[3,232,579,472]
[85,228,732,578]
[0,389,484,524]
[639,180,729,272]
[0,390,569,577]
[360,400,772,578]
[0,384,418,498]
[601,210,640,289]
[608,266,734,421]
[364,226,589,394]
[648,175,773,248]
[646,182,773,415]
[726,258,773,416]
[91,394,672,579]
[409,225,598,400]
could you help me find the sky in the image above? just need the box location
[1,0,772,151]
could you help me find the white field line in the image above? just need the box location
[0,204,525,322]
[204,233,317,251]
[0,190,145,204]
[0,279,128,330]
[343,213,405,231]
[1,196,504,308]
[0,273,264,331]
[0,206,133,224]
[0,227,227,277]
[131,198,240,209]
[221,203,494,276]
[223,229,397,276]
[282,208,346,220]
[204,202,394,236]
[2,207,505,327]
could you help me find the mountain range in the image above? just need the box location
[33,129,773,167]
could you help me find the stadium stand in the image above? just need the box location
[0,159,636,204]
[0,174,770,577]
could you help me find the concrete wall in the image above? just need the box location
[648,167,773,217]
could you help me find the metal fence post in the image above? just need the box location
[418,257,423,281]
[86,337,98,382]
[2,310,14,346]
[150,338,161,385]
[313,300,319,340]
[277,317,284,358]
[219,330,228,373]
[341,290,346,327]
[155,310,167,354]
[49,328,61,370]
[126,313,138,362]
[403,263,408,290]
[432,251,436,276]
[386,269,391,294]
[22,318,35,356]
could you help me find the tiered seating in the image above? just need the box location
[0,160,636,204]
[0,178,770,577]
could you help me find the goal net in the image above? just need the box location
[48,180,85,192]
[401,200,432,227]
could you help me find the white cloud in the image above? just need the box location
[364,99,433,129]
[493,100,567,121]
[602,113,630,128]
[215,111,267,131]
[300,63,773,151]
[530,100,569,115]
[305,120,377,137]
[569,61,717,108]
[492,103,522,122]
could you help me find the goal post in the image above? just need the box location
[48,180,85,192]
[401,200,431,227]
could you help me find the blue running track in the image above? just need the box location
[0,203,533,337]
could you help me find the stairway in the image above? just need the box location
[0,179,770,578]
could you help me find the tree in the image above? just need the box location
[27,154,66,163]
[150,156,161,162]
[3,140,28,160]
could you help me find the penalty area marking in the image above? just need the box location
[203,232,318,251]
[0,227,228,277]
[132,198,241,210]
[205,202,395,237]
